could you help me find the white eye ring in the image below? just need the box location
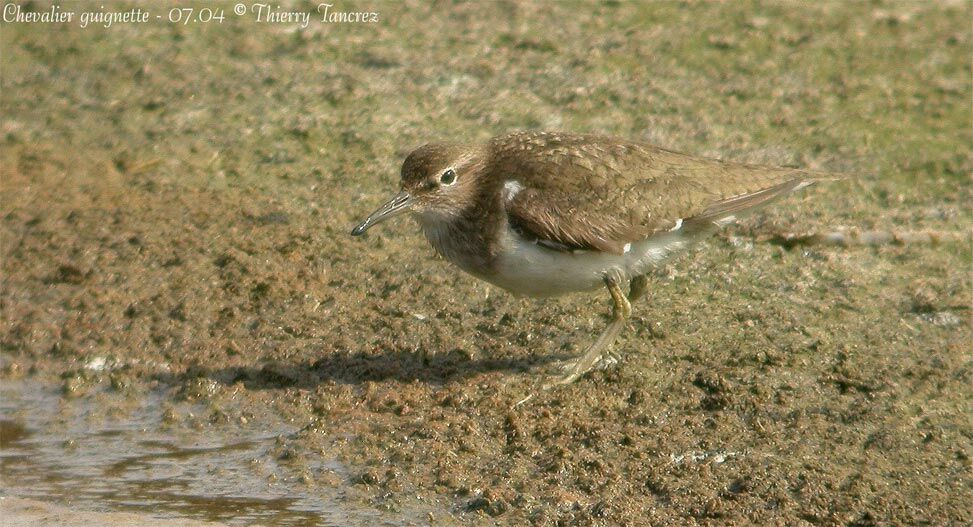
[440,168,456,185]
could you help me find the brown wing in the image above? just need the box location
[493,131,831,254]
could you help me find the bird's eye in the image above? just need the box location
[440,169,456,185]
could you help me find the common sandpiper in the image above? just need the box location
[351,131,838,387]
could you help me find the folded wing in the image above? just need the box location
[495,132,835,254]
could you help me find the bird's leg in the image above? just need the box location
[604,275,647,363]
[628,274,648,302]
[546,274,631,387]
[605,275,649,363]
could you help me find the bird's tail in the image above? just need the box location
[683,169,849,234]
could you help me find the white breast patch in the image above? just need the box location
[502,180,524,202]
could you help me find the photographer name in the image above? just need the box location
[250,3,379,27]
[317,3,379,24]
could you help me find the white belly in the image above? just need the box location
[487,229,686,297]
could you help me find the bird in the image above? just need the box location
[351,131,840,387]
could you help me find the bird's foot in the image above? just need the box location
[603,348,622,367]
[514,274,632,402]
[543,350,620,389]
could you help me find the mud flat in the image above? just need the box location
[1,1,970,525]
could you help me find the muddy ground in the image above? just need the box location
[1,1,971,525]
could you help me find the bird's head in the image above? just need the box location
[351,142,485,236]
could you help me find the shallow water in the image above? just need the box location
[0,381,411,526]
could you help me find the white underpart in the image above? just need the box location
[502,180,524,202]
[623,243,632,254]
[490,226,687,297]
[669,218,684,232]
[713,214,737,228]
